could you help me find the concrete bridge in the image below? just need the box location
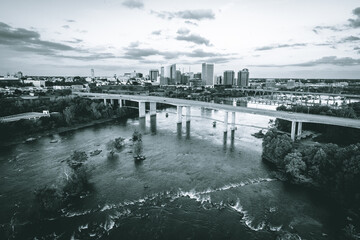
[73,92,360,141]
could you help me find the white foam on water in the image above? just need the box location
[269,224,282,232]
[78,223,88,232]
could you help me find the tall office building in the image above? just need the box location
[149,69,159,82]
[175,70,181,85]
[223,70,235,85]
[164,64,176,85]
[160,67,166,85]
[201,63,214,86]
[91,69,94,78]
[237,68,249,87]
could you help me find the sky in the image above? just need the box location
[0,0,359,78]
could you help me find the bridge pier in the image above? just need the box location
[119,99,123,108]
[290,121,303,141]
[139,101,146,118]
[186,106,191,122]
[223,111,228,132]
[177,106,183,124]
[110,99,114,105]
[231,112,236,130]
[297,122,302,136]
[233,99,237,107]
[291,121,296,141]
[103,99,107,106]
[150,102,156,116]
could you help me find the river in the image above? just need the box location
[0,106,344,239]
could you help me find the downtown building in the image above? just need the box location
[237,68,249,87]
[161,64,176,85]
[149,69,159,82]
[201,63,214,86]
[223,70,235,86]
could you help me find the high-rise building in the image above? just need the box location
[149,69,159,82]
[216,75,222,85]
[160,67,165,85]
[194,72,201,79]
[175,70,181,85]
[91,69,94,78]
[201,63,214,85]
[223,70,235,85]
[164,64,176,85]
[237,68,249,87]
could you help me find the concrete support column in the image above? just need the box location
[139,101,146,118]
[110,99,114,105]
[103,99,107,105]
[291,121,296,141]
[150,102,156,116]
[297,122,302,136]
[177,106,183,123]
[186,106,191,122]
[231,112,236,130]
[223,111,228,132]
[119,99,123,108]
[233,99,237,107]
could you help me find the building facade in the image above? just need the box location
[237,68,249,87]
[202,63,214,86]
[223,70,235,85]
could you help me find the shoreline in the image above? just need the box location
[0,117,121,147]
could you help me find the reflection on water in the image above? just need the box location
[150,115,157,135]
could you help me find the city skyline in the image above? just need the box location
[0,0,360,78]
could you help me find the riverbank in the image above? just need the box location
[0,107,138,147]
[262,128,360,238]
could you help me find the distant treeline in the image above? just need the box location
[0,97,137,143]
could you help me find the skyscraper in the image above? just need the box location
[223,70,235,85]
[237,69,249,87]
[160,67,165,85]
[164,64,176,85]
[91,69,94,78]
[201,63,214,86]
[149,69,159,82]
[175,70,181,85]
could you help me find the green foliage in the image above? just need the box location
[284,151,308,183]
[132,130,142,142]
[114,137,125,149]
[66,151,88,170]
[263,128,360,209]
[262,128,293,167]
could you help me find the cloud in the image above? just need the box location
[255,43,307,51]
[151,30,161,35]
[122,0,144,9]
[62,25,70,29]
[176,34,211,46]
[348,7,360,28]
[177,27,190,35]
[66,19,76,23]
[312,25,343,34]
[340,36,360,42]
[251,56,360,67]
[151,9,215,21]
[65,38,83,44]
[0,22,117,61]
[185,21,198,26]
[186,49,227,58]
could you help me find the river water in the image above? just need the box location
[0,107,343,239]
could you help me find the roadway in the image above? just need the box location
[74,92,360,129]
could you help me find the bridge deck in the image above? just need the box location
[74,92,360,129]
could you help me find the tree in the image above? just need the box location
[284,151,308,183]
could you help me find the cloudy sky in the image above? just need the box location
[0,0,359,78]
